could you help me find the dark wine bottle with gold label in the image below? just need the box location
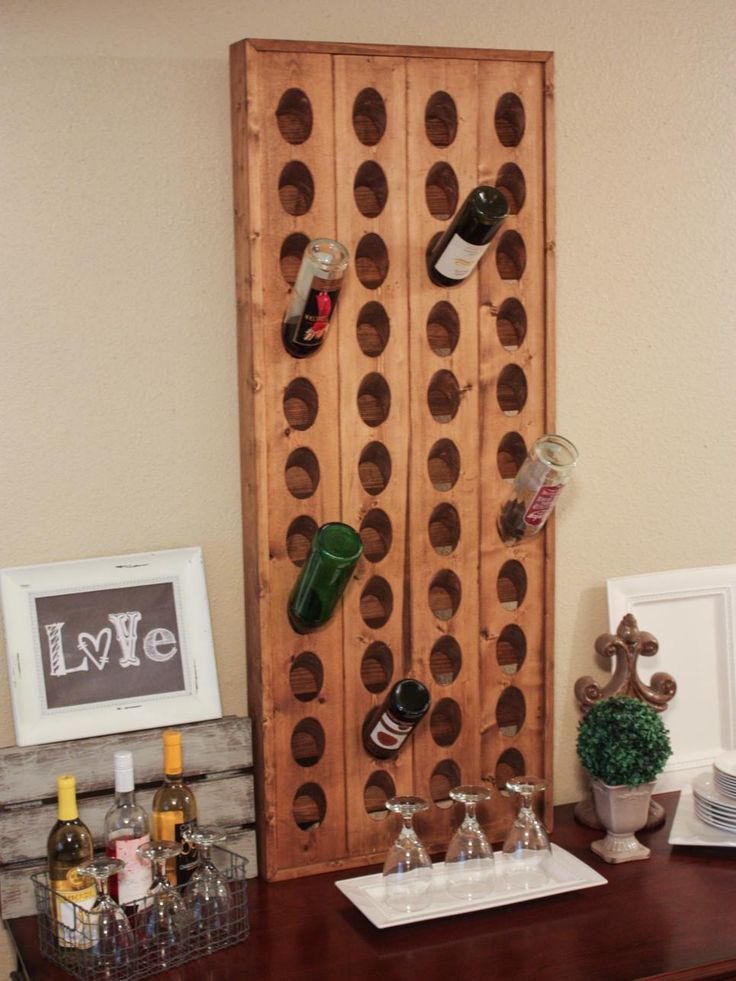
[427,185,508,287]
[282,238,349,358]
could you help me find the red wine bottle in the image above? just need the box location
[362,679,431,759]
[427,185,508,287]
[282,238,349,358]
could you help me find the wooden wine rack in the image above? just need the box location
[230,37,556,880]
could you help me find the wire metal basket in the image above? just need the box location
[33,845,249,980]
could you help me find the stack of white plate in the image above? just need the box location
[692,770,736,833]
[713,751,736,798]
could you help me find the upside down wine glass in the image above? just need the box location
[501,776,552,873]
[382,796,433,913]
[444,785,495,900]
[75,857,134,977]
[136,840,189,971]
[182,827,232,954]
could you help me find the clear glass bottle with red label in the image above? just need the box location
[362,679,431,760]
[282,238,349,358]
[497,434,578,544]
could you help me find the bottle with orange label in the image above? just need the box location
[151,730,198,886]
[47,774,96,948]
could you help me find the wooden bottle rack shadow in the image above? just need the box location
[230,37,556,880]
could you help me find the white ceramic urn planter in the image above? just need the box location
[591,780,656,864]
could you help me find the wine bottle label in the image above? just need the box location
[367,710,414,752]
[50,874,96,948]
[176,820,199,885]
[523,484,563,527]
[108,833,151,906]
[433,234,489,281]
[285,283,342,350]
[154,811,199,885]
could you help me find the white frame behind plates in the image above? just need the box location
[607,564,736,792]
[1,547,222,745]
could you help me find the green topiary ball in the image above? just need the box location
[576,695,672,788]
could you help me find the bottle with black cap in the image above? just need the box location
[427,185,509,287]
[362,679,431,760]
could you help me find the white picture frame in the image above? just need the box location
[1,547,222,746]
[607,564,736,792]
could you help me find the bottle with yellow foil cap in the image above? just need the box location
[47,774,96,948]
[152,730,198,885]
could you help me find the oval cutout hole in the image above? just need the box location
[358,441,392,496]
[494,93,525,147]
[289,651,324,702]
[428,569,462,621]
[430,635,462,685]
[360,509,392,563]
[496,749,526,795]
[425,162,459,220]
[360,641,394,693]
[496,686,526,737]
[496,298,527,351]
[426,302,460,357]
[497,365,528,416]
[285,447,320,499]
[427,439,460,492]
[280,233,310,285]
[430,697,462,747]
[356,302,390,357]
[430,759,462,808]
[276,88,313,145]
[286,515,318,566]
[496,625,527,676]
[425,91,458,147]
[428,503,460,555]
[354,161,388,218]
[292,782,327,830]
[360,576,394,629]
[497,432,527,481]
[427,370,461,423]
[283,377,319,431]
[353,88,387,145]
[364,770,396,821]
[356,233,389,289]
[495,162,526,214]
[357,373,391,427]
[496,231,527,281]
[497,560,527,610]
[278,161,315,216]
[291,718,326,767]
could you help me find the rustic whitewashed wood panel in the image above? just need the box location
[0,774,254,866]
[0,716,257,919]
[0,716,252,805]
[0,830,257,919]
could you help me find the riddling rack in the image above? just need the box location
[230,38,556,880]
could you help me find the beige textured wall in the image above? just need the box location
[1,0,735,968]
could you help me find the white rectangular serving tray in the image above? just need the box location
[335,844,607,928]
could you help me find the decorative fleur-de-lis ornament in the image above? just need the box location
[575,613,676,714]
[573,613,677,830]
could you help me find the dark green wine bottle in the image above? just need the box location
[427,185,509,287]
[287,522,363,634]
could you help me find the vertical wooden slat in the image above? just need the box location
[477,60,554,836]
[334,54,411,861]
[406,58,483,851]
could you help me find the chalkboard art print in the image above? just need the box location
[1,548,222,745]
